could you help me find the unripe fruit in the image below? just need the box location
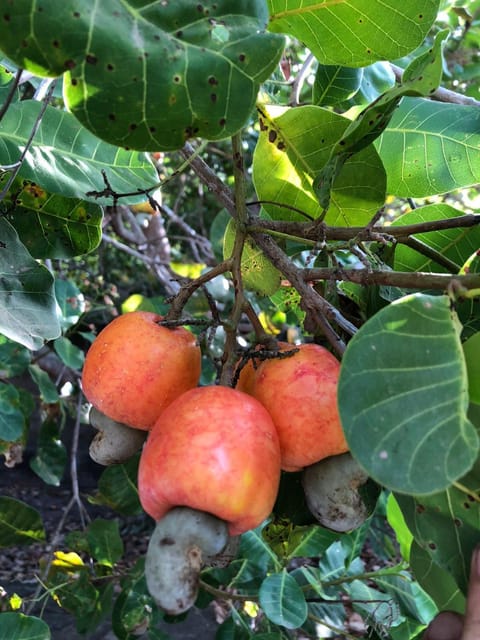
[138,385,281,536]
[82,311,201,430]
[237,343,348,471]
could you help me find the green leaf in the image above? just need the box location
[29,418,67,487]
[313,66,362,106]
[463,332,480,405]
[53,336,85,370]
[87,519,124,568]
[239,524,281,574]
[259,570,308,629]
[112,570,154,639]
[410,541,465,614]
[28,365,60,404]
[89,455,142,516]
[0,218,60,350]
[392,204,480,273]
[253,104,386,225]
[223,219,281,296]
[386,494,413,561]
[267,0,439,67]
[55,279,85,331]
[313,29,448,209]
[0,496,45,547]
[0,1,285,151]
[0,613,51,640]
[0,341,31,378]
[0,383,26,442]
[1,177,102,259]
[0,102,157,204]
[377,98,480,197]
[338,293,478,494]
[395,479,480,595]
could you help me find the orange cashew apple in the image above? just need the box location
[82,311,201,430]
[237,342,348,471]
[138,385,282,537]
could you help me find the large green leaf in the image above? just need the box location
[253,104,386,225]
[410,541,466,614]
[0,497,45,547]
[29,418,67,487]
[395,465,480,595]
[0,1,285,151]
[338,293,478,494]
[392,204,480,273]
[377,98,480,197]
[267,0,439,67]
[0,218,60,350]
[0,102,156,204]
[0,613,51,640]
[1,177,102,259]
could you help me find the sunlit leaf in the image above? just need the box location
[267,0,439,67]
[377,98,480,197]
[0,102,156,204]
[253,104,386,225]
[0,1,285,151]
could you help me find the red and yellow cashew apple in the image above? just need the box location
[138,385,281,536]
[82,311,201,430]
[139,385,281,614]
[237,342,348,471]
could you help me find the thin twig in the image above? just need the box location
[390,63,480,107]
[0,68,23,122]
[302,267,480,291]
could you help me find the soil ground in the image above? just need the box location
[0,421,219,640]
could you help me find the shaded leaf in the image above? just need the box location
[0,496,45,547]
[410,541,465,614]
[89,455,142,516]
[259,570,308,629]
[0,341,31,378]
[29,418,67,486]
[0,218,60,350]
[0,1,285,151]
[54,336,85,370]
[0,613,51,640]
[395,456,480,596]
[28,365,60,404]
[87,519,124,568]
[0,102,156,204]
[1,177,102,259]
[338,293,478,494]
[55,279,85,331]
[267,0,439,67]
[313,66,362,106]
[0,383,26,442]
[392,204,480,273]
[377,98,480,197]
[463,332,480,404]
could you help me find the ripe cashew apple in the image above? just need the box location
[82,311,201,430]
[237,342,348,471]
[138,385,282,536]
[139,386,281,614]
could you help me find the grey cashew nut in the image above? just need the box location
[145,507,229,615]
[88,406,147,466]
[302,452,370,533]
